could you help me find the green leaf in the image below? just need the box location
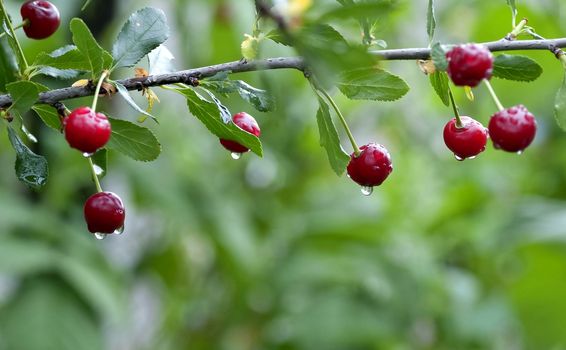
[429,71,449,106]
[70,18,113,78]
[316,96,349,175]
[506,0,518,23]
[201,78,275,112]
[337,67,409,101]
[91,149,107,178]
[431,42,448,71]
[265,29,291,46]
[112,7,169,70]
[114,81,157,122]
[106,117,161,161]
[7,126,48,189]
[177,87,263,156]
[32,104,61,131]
[492,54,543,82]
[427,0,436,43]
[32,45,89,71]
[6,81,48,116]
[202,88,232,123]
[554,68,566,131]
[34,67,82,79]
[0,38,18,91]
[320,1,394,21]
[148,44,175,75]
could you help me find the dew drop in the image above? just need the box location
[83,152,94,158]
[93,232,106,240]
[93,164,104,176]
[113,226,124,235]
[361,186,373,196]
[468,156,477,160]
[454,154,465,161]
[231,152,242,160]
[516,150,523,155]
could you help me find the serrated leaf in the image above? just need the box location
[554,68,566,131]
[202,88,232,123]
[32,45,90,71]
[427,0,436,43]
[32,104,61,131]
[91,149,107,178]
[148,44,175,75]
[429,71,449,106]
[7,126,48,189]
[265,29,291,46]
[176,87,262,156]
[6,81,48,116]
[0,38,18,91]
[316,96,349,175]
[70,18,113,78]
[106,117,161,161]
[492,54,542,82]
[113,82,157,122]
[431,42,448,71]
[337,67,409,101]
[112,7,169,70]
[201,78,275,112]
[34,67,82,79]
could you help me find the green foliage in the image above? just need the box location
[202,75,276,112]
[316,96,350,175]
[69,18,113,79]
[106,117,161,161]
[113,81,157,122]
[429,71,450,106]
[337,67,409,101]
[431,42,448,71]
[492,54,543,82]
[0,39,18,91]
[32,104,61,131]
[427,0,436,43]
[7,126,48,189]
[6,81,47,116]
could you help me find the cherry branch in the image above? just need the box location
[0,37,565,109]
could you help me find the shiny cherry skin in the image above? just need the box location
[63,107,111,154]
[446,44,493,87]
[219,112,261,153]
[488,105,536,153]
[443,116,488,160]
[84,192,125,234]
[20,0,60,39]
[347,143,393,187]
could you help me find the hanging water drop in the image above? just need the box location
[93,232,106,240]
[113,226,124,235]
[83,152,94,158]
[454,154,465,161]
[93,164,104,176]
[361,186,373,196]
[516,150,523,155]
[468,156,477,160]
[231,152,242,160]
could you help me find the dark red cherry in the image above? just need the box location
[20,0,60,40]
[63,107,111,154]
[446,44,493,87]
[488,105,536,153]
[443,116,488,160]
[84,192,125,234]
[347,143,393,191]
[219,112,261,154]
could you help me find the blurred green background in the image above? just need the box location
[0,0,566,349]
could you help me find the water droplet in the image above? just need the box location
[83,152,93,158]
[516,150,523,155]
[454,154,465,161]
[361,186,373,196]
[113,226,124,235]
[231,152,242,160]
[93,164,104,176]
[468,156,477,160]
[94,232,106,240]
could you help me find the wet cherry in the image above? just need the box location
[220,112,261,154]
[20,0,60,39]
[63,107,111,154]
[446,44,493,87]
[443,116,488,160]
[347,143,393,193]
[84,192,125,235]
[488,105,536,153]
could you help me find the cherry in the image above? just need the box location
[347,143,393,192]
[63,107,111,154]
[219,112,261,154]
[443,116,488,160]
[488,105,536,153]
[446,44,493,87]
[84,192,125,235]
[20,0,60,40]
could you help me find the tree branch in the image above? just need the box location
[0,38,565,109]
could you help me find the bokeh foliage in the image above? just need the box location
[0,0,566,349]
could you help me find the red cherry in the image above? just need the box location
[20,0,60,40]
[488,105,537,153]
[347,143,393,189]
[63,107,111,154]
[219,112,261,154]
[84,192,125,234]
[443,116,488,160]
[446,44,493,87]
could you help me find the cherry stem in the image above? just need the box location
[91,71,108,111]
[448,87,464,128]
[0,19,29,39]
[87,157,103,193]
[483,79,505,111]
[0,0,29,75]
[318,88,361,156]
